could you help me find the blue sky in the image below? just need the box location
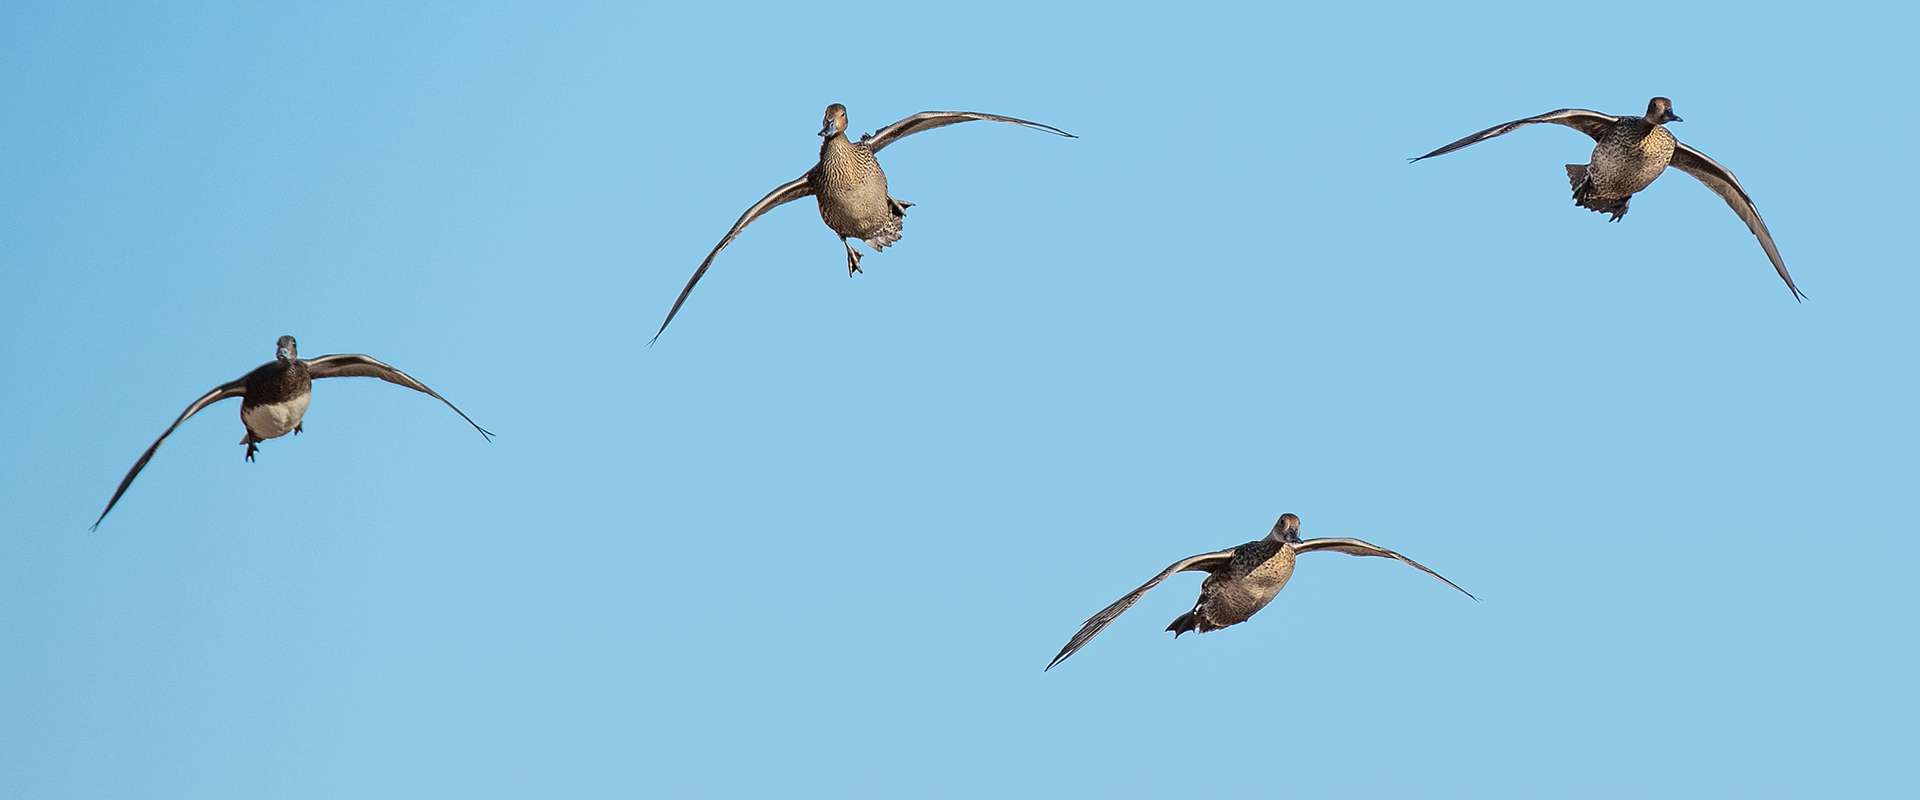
[3,1,1915,797]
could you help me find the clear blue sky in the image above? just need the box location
[3,1,1914,797]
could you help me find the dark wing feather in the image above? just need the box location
[304,354,493,439]
[1409,108,1620,162]
[1668,141,1805,301]
[1293,537,1477,600]
[92,378,248,529]
[860,111,1075,155]
[1045,548,1235,671]
[651,176,814,343]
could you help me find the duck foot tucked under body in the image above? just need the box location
[859,198,912,253]
[1567,164,1630,221]
[1409,97,1804,300]
[1044,513,1475,670]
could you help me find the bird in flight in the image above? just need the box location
[1046,513,1474,670]
[92,335,492,529]
[652,103,1075,342]
[1411,96,1804,300]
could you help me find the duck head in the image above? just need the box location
[275,335,298,362]
[1267,513,1303,543]
[819,103,848,138]
[1645,97,1682,125]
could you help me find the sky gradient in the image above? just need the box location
[3,2,1916,797]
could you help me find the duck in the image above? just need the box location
[91,335,492,528]
[1045,513,1474,670]
[1410,97,1805,300]
[652,103,1075,342]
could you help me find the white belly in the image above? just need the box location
[241,394,310,439]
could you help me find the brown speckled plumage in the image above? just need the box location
[1165,537,1297,636]
[811,121,907,251]
[1045,513,1474,670]
[1411,96,1806,301]
[652,103,1075,342]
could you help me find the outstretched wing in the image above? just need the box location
[860,111,1075,155]
[1668,141,1805,301]
[1045,548,1235,671]
[304,354,493,440]
[93,378,248,529]
[1409,108,1620,162]
[1293,537,1476,600]
[652,175,815,343]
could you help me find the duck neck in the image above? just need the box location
[819,132,854,161]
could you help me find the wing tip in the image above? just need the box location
[1022,120,1075,139]
[90,502,115,531]
[649,313,677,347]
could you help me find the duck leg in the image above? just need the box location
[842,237,864,276]
[243,435,261,462]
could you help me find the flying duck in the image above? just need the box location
[91,335,492,528]
[1410,97,1805,300]
[1045,513,1474,670]
[652,103,1075,342]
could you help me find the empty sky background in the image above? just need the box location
[3,2,1915,797]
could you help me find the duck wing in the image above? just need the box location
[304,354,493,439]
[1293,537,1476,600]
[1668,140,1805,301]
[92,377,249,529]
[1045,548,1235,671]
[1409,108,1619,162]
[653,175,816,343]
[860,111,1074,155]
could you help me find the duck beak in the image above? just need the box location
[1664,112,1683,123]
[818,120,839,138]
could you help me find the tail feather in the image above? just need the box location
[1566,164,1630,221]
[866,199,911,250]
[1166,612,1198,638]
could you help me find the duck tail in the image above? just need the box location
[866,202,909,251]
[1566,165,1630,221]
[1564,163,1588,192]
[1166,612,1199,638]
